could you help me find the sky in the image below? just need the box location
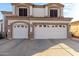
[0,3,79,22]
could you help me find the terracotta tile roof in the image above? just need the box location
[11,3,64,7]
[46,3,64,7]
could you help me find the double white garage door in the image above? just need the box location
[12,23,67,39]
[34,24,67,39]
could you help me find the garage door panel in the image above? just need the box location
[34,24,67,39]
[12,23,28,39]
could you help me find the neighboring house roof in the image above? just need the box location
[71,19,79,22]
[70,21,79,25]
[1,11,16,16]
[1,11,12,14]
[0,20,3,22]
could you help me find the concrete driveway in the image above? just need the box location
[0,39,79,56]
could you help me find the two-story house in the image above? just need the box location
[1,3,72,40]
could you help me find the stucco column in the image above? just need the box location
[61,7,63,17]
[67,24,72,39]
[12,5,16,15]
[58,9,60,17]
[45,6,48,17]
[7,25,12,40]
[30,6,32,16]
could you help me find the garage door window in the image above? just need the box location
[39,25,42,27]
[52,25,54,27]
[35,25,37,27]
[17,25,20,27]
[21,25,24,27]
[63,25,66,28]
[43,25,46,27]
[59,25,62,27]
[47,25,49,27]
[25,26,27,28]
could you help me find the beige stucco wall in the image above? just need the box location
[8,19,70,25]
[32,8,45,17]
[30,20,70,24]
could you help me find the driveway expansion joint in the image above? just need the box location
[59,45,74,56]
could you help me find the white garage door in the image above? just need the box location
[12,23,28,39]
[34,24,67,39]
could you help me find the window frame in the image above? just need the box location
[49,8,58,17]
[18,7,28,16]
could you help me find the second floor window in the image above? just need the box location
[19,8,27,16]
[50,10,58,17]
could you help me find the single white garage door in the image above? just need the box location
[12,23,28,39]
[34,24,67,39]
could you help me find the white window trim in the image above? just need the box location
[30,6,32,16]
[45,6,48,16]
